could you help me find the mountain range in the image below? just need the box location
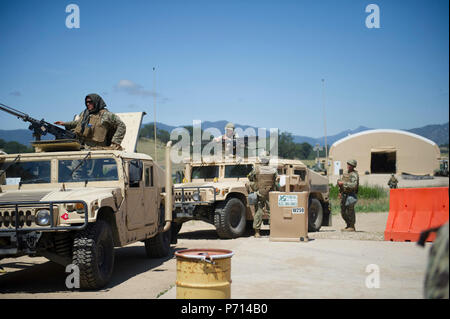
[0,121,448,148]
[147,121,449,147]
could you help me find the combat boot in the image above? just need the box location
[254,229,261,238]
[342,226,356,232]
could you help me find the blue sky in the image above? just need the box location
[0,0,448,138]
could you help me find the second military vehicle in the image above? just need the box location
[173,156,331,239]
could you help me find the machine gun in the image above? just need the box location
[0,103,77,141]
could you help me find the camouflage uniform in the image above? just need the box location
[338,160,359,230]
[247,162,278,233]
[64,94,126,149]
[424,222,449,299]
[388,174,398,189]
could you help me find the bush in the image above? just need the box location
[329,183,387,200]
[329,183,389,214]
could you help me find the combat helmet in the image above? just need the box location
[347,159,357,167]
[225,122,235,130]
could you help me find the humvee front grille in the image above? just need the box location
[0,200,89,232]
[0,209,35,228]
[173,186,216,205]
[174,190,194,202]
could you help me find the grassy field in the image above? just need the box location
[329,183,390,214]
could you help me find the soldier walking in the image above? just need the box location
[246,155,278,238]
[337,159,359,232]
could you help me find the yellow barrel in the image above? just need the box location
[175,248,234,299]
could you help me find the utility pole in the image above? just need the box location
[153,67,157,162]
[322,78,328,173]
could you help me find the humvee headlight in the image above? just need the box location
[36,209,51,226]
[75,203,85,212]
[192,192,200,201]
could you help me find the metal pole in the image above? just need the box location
[322,79,328,173]
[153,67,157,163]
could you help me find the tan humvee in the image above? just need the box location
[0,113,173,289]
[173,156,331,238]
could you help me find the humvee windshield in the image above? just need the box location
[224,164,253,178]
[59,158,118,183]
[191,165,219,180]
[0,160,51,185]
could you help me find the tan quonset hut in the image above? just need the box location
[328,129,441,176]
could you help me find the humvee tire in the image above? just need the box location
[308,198,323,232]
[72,220,115,290]
[214,198,246,239]
[144,230,171,258]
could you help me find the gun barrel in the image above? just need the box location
[0,103,28,119]
[0,102,77,141]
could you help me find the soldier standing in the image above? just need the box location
[54,93,126,150]
[388,173,398,189]
[423,222,449,299]
[337,159,359,232]
[213,122,244,157]
[246,155,278,238]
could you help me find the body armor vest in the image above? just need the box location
[255,166,277,196]
[74,109,108,146]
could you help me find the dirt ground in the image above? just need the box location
[0,212,431,299]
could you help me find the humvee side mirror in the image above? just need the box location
[129,160,143,185]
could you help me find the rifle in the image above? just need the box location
[0,103,77,141]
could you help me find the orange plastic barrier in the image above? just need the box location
[384,187,449,242]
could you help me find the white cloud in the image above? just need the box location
[114,79,157,98]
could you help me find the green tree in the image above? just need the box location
[278,132,313,159]
[0,138,33,154]
[139,124,170,143]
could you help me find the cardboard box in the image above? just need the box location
[269,191,309,242]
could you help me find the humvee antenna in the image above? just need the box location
[153,66,157,163]
[322,79,328,173]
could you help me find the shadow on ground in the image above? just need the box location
[0,245,184,294]
[177,226,258,240]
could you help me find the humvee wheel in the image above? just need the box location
[144,230,171,258]
[214,198,246,239]
[308,198,323,232]
[72,220,115,290]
